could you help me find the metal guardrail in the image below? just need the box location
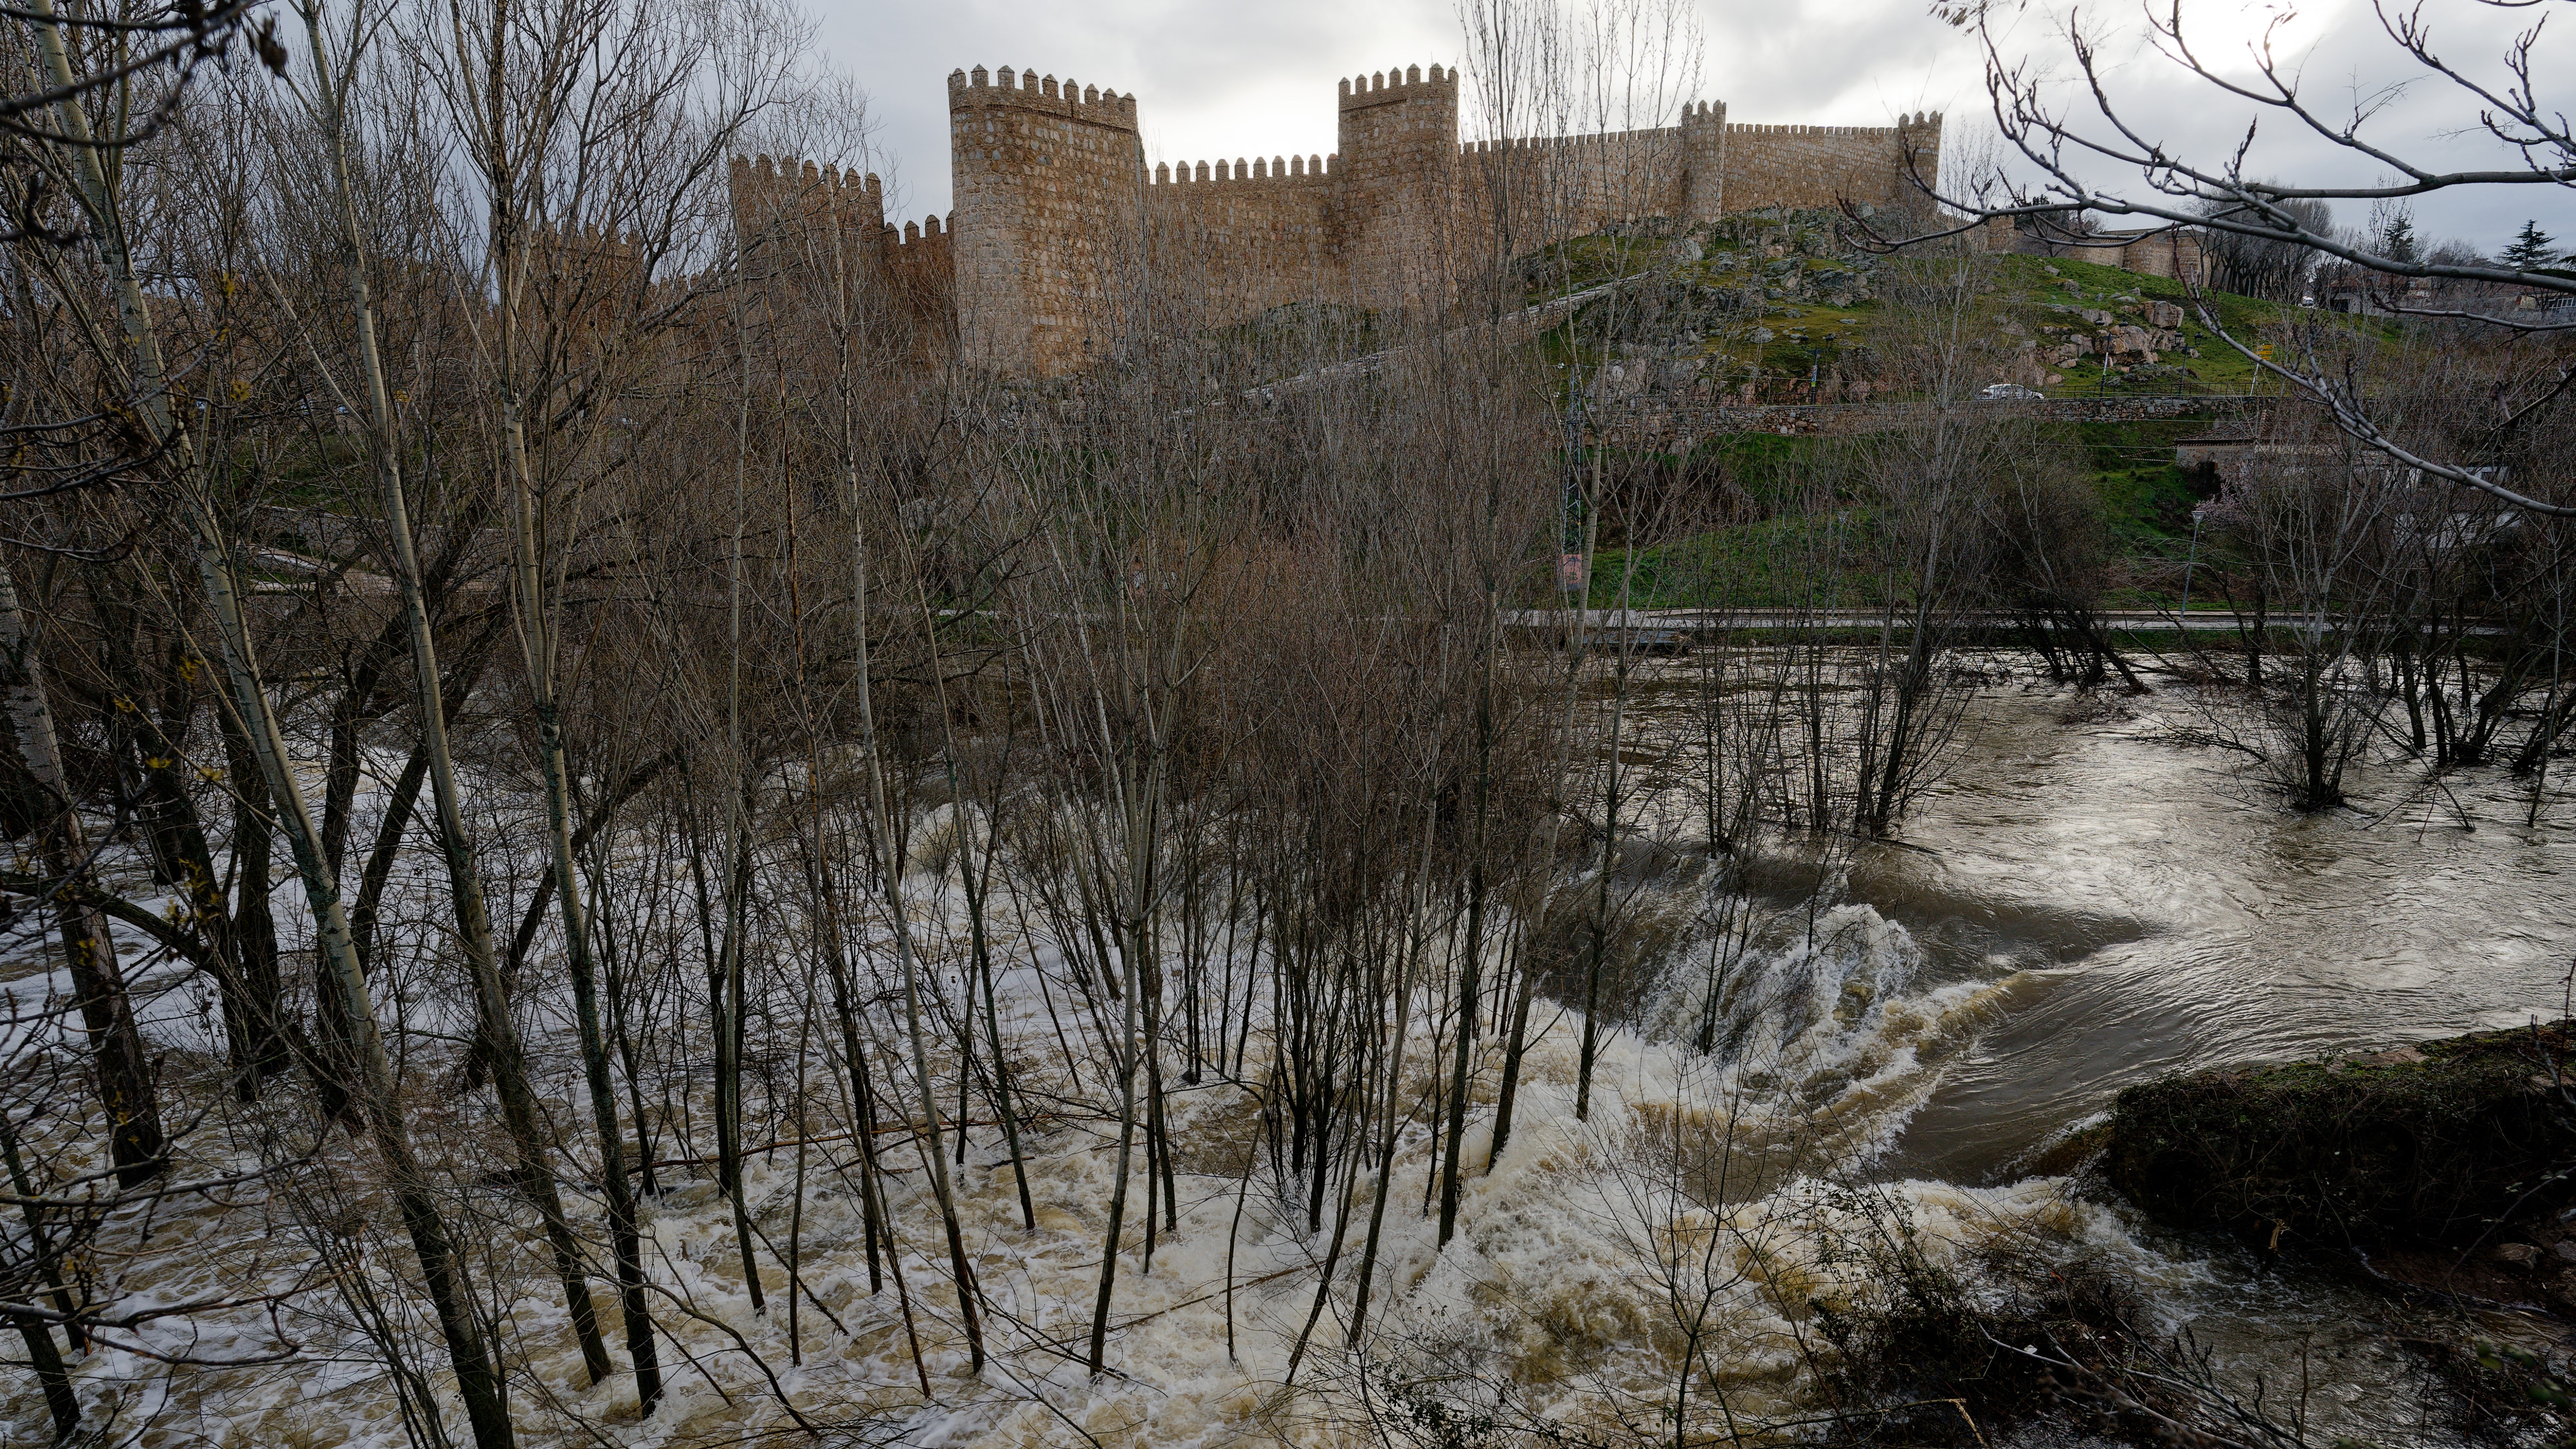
[1504,607,2274,639]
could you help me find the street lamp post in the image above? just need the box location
[2179,504,2207,622]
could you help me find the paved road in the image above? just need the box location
[1505,607,2263,636]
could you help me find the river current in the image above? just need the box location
[1608,665,2576,1442]
[1622,667,2575,1172]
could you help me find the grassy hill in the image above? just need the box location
[1523,212,2365,608]
[1531,209,2323,400]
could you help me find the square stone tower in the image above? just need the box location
[1331,65,1461,307]
[948,66,1144,375]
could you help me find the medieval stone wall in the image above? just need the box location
[1719,116,1936,213]
[1452,110,1709,272]
[2105,229,2207,283]
[1330,65,1461,308]
[724,62,1942,376]
[728,153,957,356]
[1148,158,1339,325]
[948,66,1143,371]
[1970,214,2213,287]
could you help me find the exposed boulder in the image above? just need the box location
[2100,324,2162,363]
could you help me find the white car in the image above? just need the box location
[1979,382,2045,400]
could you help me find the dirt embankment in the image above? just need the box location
[2101,1021,2576,1306]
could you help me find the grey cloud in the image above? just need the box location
[819,0,2564,255]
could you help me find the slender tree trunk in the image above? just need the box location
[1142,944,1179,1240]
[0,1108,76,1440]
[949,753,1036,1231]
[1575,656,1630,1121]
[813,853,902,1307]
[0,563,164,1187]
[6,1309,74,1443]
[1284,1093,1367,1384]
[1439,634,1495,1246]
[1349,881,1425,1345]
[851,505,983,1372]
[1488,951,1538,1169]
[1086,834,1144,1377]
[298,9,618,1386]
[88,573,284,1094]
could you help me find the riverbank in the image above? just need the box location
[2072,1023,2576,1444]
[2102,1020,2576,1260]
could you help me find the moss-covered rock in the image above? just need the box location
[2101,1023,2576,1248]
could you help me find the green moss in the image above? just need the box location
[2101,1023,2576,1248]
[1592,510,1892,610]
[2067,417,2221,557]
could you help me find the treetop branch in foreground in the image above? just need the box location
[1885,0,2576,520]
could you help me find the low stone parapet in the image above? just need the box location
[1593,392,2269,443]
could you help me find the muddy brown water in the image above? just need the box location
[1623,668,2574,1172]
[1838,682,2574,1182]
[1618,666,2575,1442]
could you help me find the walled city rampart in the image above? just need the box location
[734,63,1941,376]
[727,154,956,353]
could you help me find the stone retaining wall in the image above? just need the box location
[1596,392,2268,443]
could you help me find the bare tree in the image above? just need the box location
[1920,0,2576,518]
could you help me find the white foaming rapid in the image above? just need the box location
[1630,900,2014,1163]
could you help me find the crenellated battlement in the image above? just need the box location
[890,213,948,246]
[728,152,960,253]
[1725,110,1938,140]
[1338,62,1456,107]
[1460,127,1681,155]
[729,152,881,197]
[1151,153,1334,186]
[728,152,885,252]
[723,151,954,360]
[948,64,1139,130]
[920,57,1935,375]
[1728,123,1894,137]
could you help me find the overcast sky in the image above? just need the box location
[809,0,2573,257]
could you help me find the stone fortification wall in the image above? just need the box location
[1148,155,1338,326]
[948,65,1143,372]
[810,61,1952,375]
[2104,229,2205,283]
[882,214,955,345]
[1332,65,1461,307]
[728,154,956,353]
[883,213,953,295]
[729,154,883,259]
[1720,115,1937,213]
[1454,106,1715,264]
[1969,215,2212,287]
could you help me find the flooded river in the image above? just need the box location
[1834,680,2575,1181]
[1602,666,2576,1443]
[1616,664,2574,1170]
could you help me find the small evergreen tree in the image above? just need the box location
[2376,212,2418,263]
[2500,219,2561,271]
